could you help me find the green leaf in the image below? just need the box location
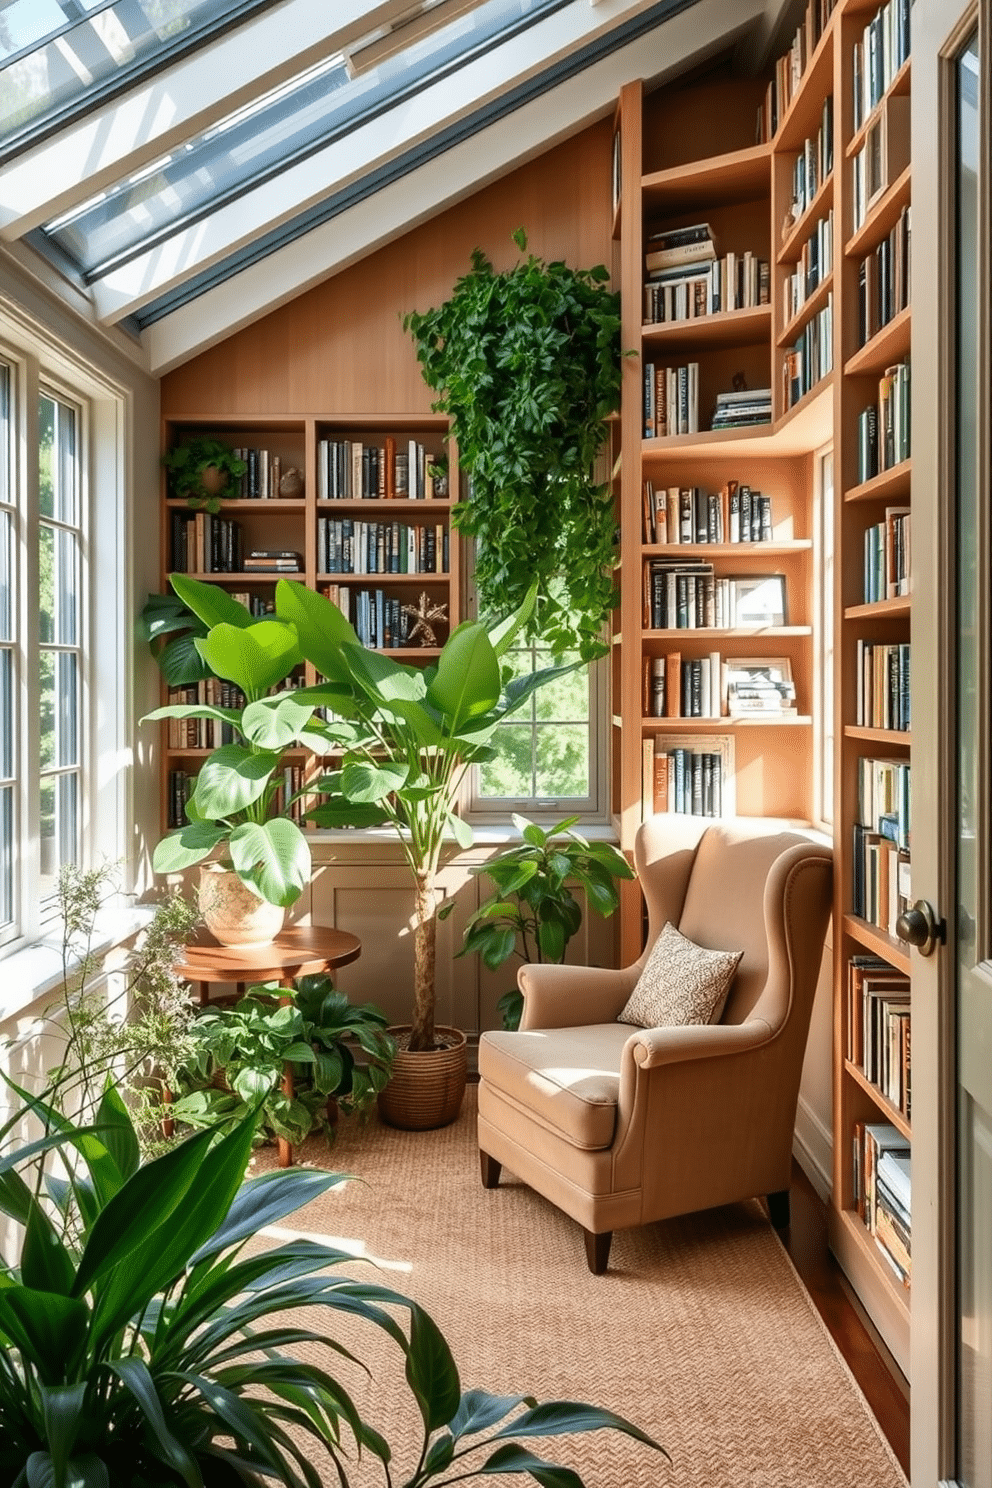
[191,1170,349,1264]
[449,1389,534,1442]
[192,745,280,819]
[39,1384,88,1487]
[94,1082,140,1184]
[0,1290,89,1382]
[228,818,311,907]
[340,758,408,804]
[476,1442,584,1486]
[21,1202,75,1298]
[447,811,474,850]
[426,623,501,728]
[492,1401,663,1449]
[108,1359,203,1486]
[241,695,315,750]
[405,1302,461,1434]
[152,821,227,873]
[274,578,361,683]
[170,574,255,630]
[196,620,301,700]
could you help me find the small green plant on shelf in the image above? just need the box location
[170,975,397,1148]
[162,435,247,511]
[450,814,634,1030]
[404,228,622,662]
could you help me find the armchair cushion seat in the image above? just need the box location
[478,1023,632,1151]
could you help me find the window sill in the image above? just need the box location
[0,905,155,1024]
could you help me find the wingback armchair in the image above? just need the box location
[477,815,833,1272]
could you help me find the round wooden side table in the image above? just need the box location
[174,925,362,1168]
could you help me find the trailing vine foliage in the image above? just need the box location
[404,229,622,661]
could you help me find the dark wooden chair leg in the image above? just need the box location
[767,1188,791,1229]
[480,1151,502,1189]
[583,1228,613,1274]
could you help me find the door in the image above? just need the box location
[912,4,991,1485]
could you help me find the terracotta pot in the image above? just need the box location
[198,864,284,949]
[198,463,229,496]
[377,1025,467,1131]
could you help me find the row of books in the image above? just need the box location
[783,209,833,326]
[757,0,839,142]
[851,94,909,234]
[851,0,911,134]
[858,204,910,348]
[788,97,835,223]
[853,1120,911,1287]
[852,819,911,937]
[242,549,303,573]
[317,517,449,576]
[319,584,439,650]
[858,754,911,852]
[228,447,292,500]
[641,734,735,820]
[782,293,833,411]
[711,386,772,431]
[643,252,770,324]
[857,358,911,483]
[643,563,787,631]
[641,481,773,545]
[165,680,247,750]
[170,511,243,574]
[316,438,445,501]
[856,639,910,731]
[643,361,698,438]
[847,957,911,1120]
[864,506,910,604]
[643,652,797,720]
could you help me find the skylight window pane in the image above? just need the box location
[0,0,273,146]
[40,0,565,279]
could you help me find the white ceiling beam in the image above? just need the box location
[345,0,494,78]
[93,0,746,324]
[144,0,762,374]
[0,0,436,241]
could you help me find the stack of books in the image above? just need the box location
[710,387,772,430]
[243,549,303,573]
[643,224,769,323]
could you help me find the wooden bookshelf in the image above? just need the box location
[617,0,914,1378]
[158,413,460,835]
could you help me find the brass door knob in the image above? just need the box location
[895,900,945,957]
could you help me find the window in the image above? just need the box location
[0,307,129,958]
[469,636,607,821]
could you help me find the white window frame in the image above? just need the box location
[0,303,130,959]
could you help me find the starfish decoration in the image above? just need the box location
[402,592,449,648]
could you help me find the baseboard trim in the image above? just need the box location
[793,1095,832,1202]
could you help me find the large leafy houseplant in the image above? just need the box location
[171,976,396,1147]
[0,1088,665,1486]
[404,230,622,662]
[452,814,634,1031]
[162,435,247,512]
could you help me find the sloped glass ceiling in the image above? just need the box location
[39,0,567,283]
[0,0,275,148]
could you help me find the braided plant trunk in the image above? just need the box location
[410,869,438,1052]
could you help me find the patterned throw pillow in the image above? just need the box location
[618,921,743,1028]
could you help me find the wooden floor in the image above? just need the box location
[778,1159,910,1476]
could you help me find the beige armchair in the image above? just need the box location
[477,815,833,1272]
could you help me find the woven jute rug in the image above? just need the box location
[253,1088,907,1488]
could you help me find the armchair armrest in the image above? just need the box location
[626,1017,774,1070]
[518,962,639,1030]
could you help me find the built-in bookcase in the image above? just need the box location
[158,413,460,836]
[613,0,913,1379]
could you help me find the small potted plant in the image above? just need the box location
[450,813,634,1030]
[162,435,247,511]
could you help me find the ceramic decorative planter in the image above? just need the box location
[377,1025,467,1131]
[198,863,284,949]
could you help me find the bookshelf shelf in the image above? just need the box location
[829,1208,910,1374]
[165,498,307,514]
[844,724,912,746]
[641,142,771,207]
[843,914,912,976]
[845,1059,912,1139]
[845,55,912,159]
[641,380,831,456]
[844,304,912,377]
[844,459,912,503]
[777,174,834,264]
[641,715,812,730]
[642,541,812,556]
[845,596,912,619]
[777,270,835,347]
[844,163,912,258]
[317,572,449,585]
[642,627,812,640]
[316,498,452,513]
[641,305,771,351]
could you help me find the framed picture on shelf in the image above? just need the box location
[729,574,787,627]
[724,656,796,716]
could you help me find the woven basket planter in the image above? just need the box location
[377,1025,467,1131]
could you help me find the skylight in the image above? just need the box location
[0,0,278,152]
[39,0,569,282]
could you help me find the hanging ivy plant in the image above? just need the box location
[404,229,622,661]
